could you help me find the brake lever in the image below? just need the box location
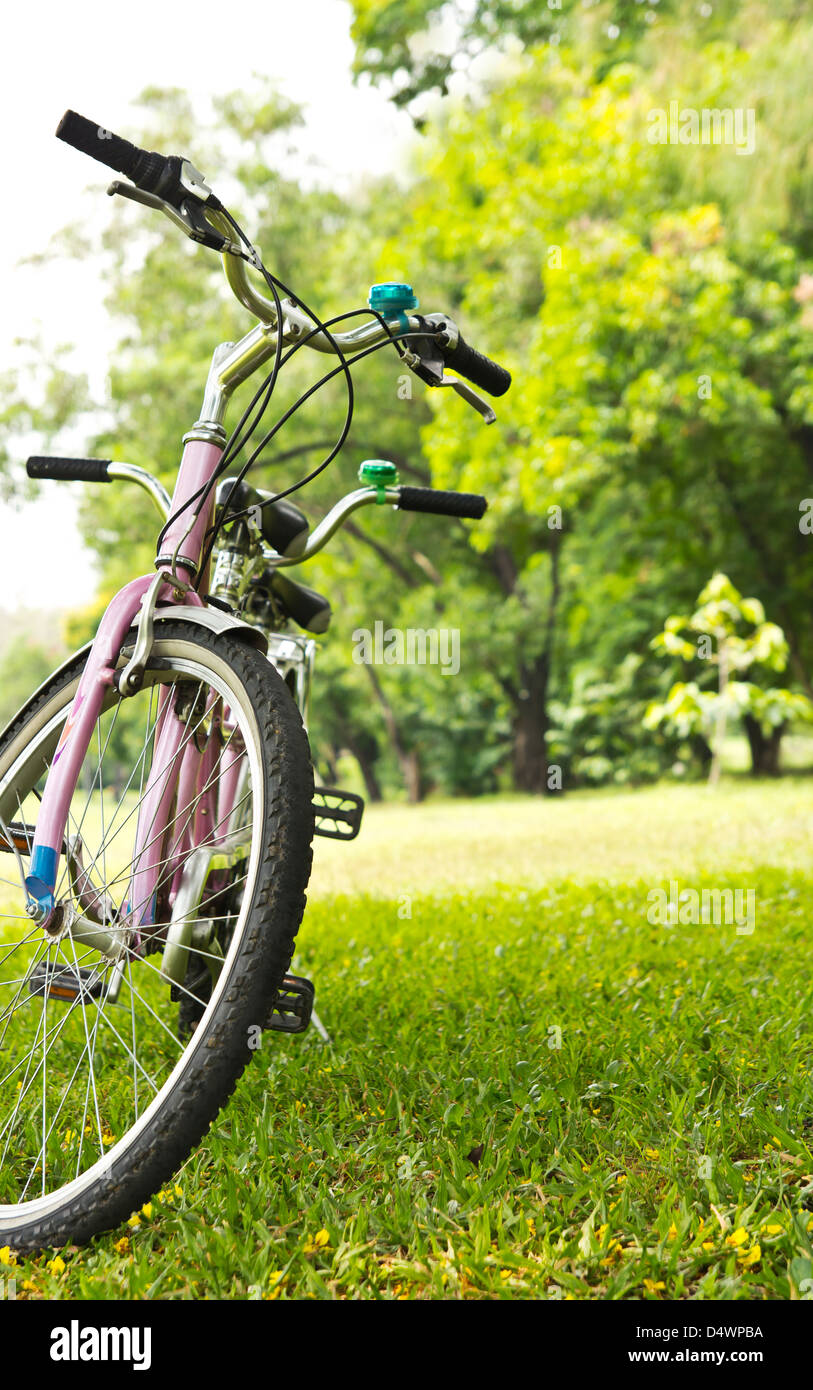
[435,374,497,425]
[107,180,242,256]
[403,329,497,422]
[402,344,497,425]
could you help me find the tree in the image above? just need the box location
[9,17,813,798]
[644,573,813,781]
[386,40,813,791]
[348,0,805,116]
[0,641,59,729]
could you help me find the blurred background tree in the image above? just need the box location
[645,573,813,783]
[2,1,812,797]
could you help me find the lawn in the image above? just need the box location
[3,778,812,1300]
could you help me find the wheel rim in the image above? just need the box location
[0,642,264,1220]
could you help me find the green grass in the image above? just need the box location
[3,779,813,1300]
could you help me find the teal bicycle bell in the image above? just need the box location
[368,282,418,331]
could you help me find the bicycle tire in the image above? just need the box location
[0,621,314,1252]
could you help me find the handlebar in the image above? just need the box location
[27,455,111,484]
[26,456,171,517]
[27,457,487,557]
[55,108,512,410]
[57,111,178,202]
[438,334,511,398]
[396,486,487,519]
[56,110,217,215]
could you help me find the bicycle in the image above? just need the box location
[0,110,510,1251]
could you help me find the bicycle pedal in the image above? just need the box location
[312,787,364,841]
[265,973,314,1034]
[0,822,67,857]
[27,962,105,1004]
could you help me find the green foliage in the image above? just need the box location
[549,654,670,787]
[0,641,58,728]
[8,3,813,797]
[646,573,813,779]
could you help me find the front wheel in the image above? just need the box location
[0,622,314,1252]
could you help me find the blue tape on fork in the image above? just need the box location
[25,844,59,912]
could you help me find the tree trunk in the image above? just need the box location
[511,654,551,793]
[362,664,425,802]
[322,746,339,784]
[743,714,784,776]
[708,641,729,787]
[343,728,384,801]
[690,733,713,773]
[505,531,561,795]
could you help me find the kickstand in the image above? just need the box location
[310,1007,331,1045]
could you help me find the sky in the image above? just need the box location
[0,0,412,614]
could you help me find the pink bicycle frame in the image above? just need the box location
[22,211,404,925]
[24,437,230,931]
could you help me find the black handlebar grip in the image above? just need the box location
[27,457,111,483]
[397,487,487,520]
[56,111,169,196]
[441,334,511,398]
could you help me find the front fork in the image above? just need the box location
[24,436,224,932]
[24,573,160,924]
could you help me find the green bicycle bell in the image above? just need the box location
[358,459,399,502]
[368,281,418,332]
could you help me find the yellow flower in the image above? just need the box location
[527,1218,536,1236]
[113,1237,131,1256]
[22,1278,38,1291]
[140,1202,153,1220]
[303,1228,330,1255]
[266,1270,286,1300]
[499,1268,512,1280]
[644,1147,660,1160]
[127,1214,141,1230]
[0,1246,16,1267]
[762,1223,783,1236]
[47,1256,66,1276]
[174,1185,183,1199]
[643,1278,666,1294]
[725,1227,748,1248]
[738,1244,761,1267]
[666,1222,679,1241]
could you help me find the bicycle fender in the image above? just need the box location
[149,603,268,654]
[0,605,267,749]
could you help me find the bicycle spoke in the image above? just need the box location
[0,627,287,1227]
